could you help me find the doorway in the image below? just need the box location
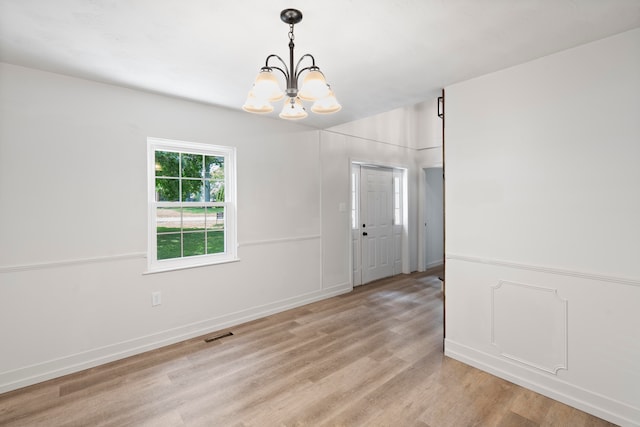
[351,163,406,286]
[424,167,444,270]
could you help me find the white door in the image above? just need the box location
[361,166,393,284]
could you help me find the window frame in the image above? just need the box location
[147,137,238,273]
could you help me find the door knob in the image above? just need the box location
[362,232,368,236]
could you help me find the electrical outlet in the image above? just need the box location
[152,291,162,307]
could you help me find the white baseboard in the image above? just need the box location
[0,282,352,394]
[445,339,640,427]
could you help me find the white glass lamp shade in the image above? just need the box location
[242,91,274,114]
[252,70,284,102]
[279,97,308,120]
[311,90,341,114]
[298,70,330,101]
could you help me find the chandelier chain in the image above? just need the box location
[288,24,295,41]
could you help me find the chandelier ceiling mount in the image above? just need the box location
[280,8,303,25]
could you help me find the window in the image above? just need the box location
[147,138,237,272]
[393,175,402,226]
[351,170,359,229]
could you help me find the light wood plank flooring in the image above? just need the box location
[0,272,615,426]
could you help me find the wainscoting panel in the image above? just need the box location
[444,255,640,426]
[491,281,567,374]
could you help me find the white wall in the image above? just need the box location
[328,95,441,151]
[0,63,340,392]
[0,63,436,393]
[444,28,640,426]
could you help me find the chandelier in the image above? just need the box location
[242,8,341,120]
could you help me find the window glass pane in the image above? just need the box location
[183,231,206,257]
[205,156,224,179]
[351,172,358,229]
[202,180,214,202]
[155,151,179,177]
[157,207,181,234]
[181,153,203,178]
[182,179,203,202]
[182,207,205,231]
[156,179,179,202]
[206,179,225,202]
[207,230,225,254]
[205,207,224,230]
[157,233,181,260]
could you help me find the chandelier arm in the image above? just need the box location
[295,65,325,81]
[264,54,290,80]
[269,66,289,81]
[294,54,317,79]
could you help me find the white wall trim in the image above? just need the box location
[445,339,640,427]
[0,281,352,394]
[447,253,640,287]
[239,234,321,247]
[0,236,326,273]
[0,252,146,274]
[323,129,419,151]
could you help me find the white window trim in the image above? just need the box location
[146,137,238,274]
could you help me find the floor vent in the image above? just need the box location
[204,332,234,343]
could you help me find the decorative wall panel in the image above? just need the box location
[491,281,568,374]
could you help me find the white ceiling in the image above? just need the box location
[1,0,639,129]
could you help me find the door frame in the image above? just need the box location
[350,160,410,287]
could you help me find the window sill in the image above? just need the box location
[143,257,240,275]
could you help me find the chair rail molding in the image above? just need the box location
[446,253,640,287]
[0,252,146,274]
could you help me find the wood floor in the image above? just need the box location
[0,272,615,426]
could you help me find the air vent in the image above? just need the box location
[204,332,234,343]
